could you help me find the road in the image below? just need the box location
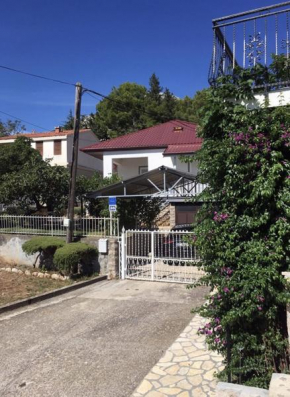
[0,279,208,397]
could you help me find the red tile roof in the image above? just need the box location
[163,143,202,155]
[81,120,202,155]
[0,129,91,140]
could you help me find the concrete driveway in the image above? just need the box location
[0,279,208,397]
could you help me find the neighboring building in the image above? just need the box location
[81,120,202,179]
[81,120,205,228]
[0,127,102,177]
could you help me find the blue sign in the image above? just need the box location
[109,196,116,206]
[109,196,117,212]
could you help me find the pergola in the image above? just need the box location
[86,166,204,202]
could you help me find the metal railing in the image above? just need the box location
[209,2,290,87]
[0,215,119,237]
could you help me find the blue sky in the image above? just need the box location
[0,0,281,131]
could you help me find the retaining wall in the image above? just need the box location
[0,234,119,278]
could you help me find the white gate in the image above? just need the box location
[120,228,204,284]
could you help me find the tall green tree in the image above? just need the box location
[91,82,148,140]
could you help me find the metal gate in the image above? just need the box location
[120,228,204,284]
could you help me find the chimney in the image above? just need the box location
[54,126,63,133]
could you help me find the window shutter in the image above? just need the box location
[54,140,62,155]
[36,141,43,156]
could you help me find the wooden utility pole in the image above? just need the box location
[66,82,82,243]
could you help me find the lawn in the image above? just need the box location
[0,263,74,307]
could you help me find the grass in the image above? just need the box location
[0,263,99,307]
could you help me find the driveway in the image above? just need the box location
[0,279,208,397]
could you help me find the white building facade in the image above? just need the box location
[0,127,103,177]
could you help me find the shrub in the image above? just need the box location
[22,236,65,255]
[192,62,290,388]
[53,242,98,275]
[22,236,65,270]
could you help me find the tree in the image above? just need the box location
[0,136,41,177]
[62,110,95,130]
[62,110,74,130]
[175,89,209,124]
[117,197,162,229]
[193,65,290,388]
[0,119,26,137]
[148,73,162,104]
[91,82,148,140]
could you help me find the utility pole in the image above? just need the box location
[66,82,82,243]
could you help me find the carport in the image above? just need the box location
[86,165,205,200]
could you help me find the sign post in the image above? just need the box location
[109,196,117,235]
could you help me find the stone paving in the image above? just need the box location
[132,315,224,397]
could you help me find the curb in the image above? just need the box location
[0,275,108,315]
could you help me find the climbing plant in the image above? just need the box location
[193,58,290,388]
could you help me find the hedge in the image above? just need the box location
[22,236,65,255]
[53,242,98,275]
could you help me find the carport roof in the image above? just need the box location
[86,166,199,199]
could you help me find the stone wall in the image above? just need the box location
[0,234,119,278]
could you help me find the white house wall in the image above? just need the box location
[176,158,199,175]
[31,138,67,167]
[115,157,148,179]
[67,132,103,175]
[102,149,200,178]
[103,149,174,178]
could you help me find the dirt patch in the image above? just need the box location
[0,271,73,306]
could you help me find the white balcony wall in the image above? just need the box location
[238,88,290,109]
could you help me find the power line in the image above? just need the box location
[0,65,196,131]
[0,64,75,87]
[0,110,51,131]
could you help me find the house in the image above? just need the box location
[0,127,102,177]
[81,120,202,178]
[81,120,205,228]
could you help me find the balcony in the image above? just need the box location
[209,1,290,94]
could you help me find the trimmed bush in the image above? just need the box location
[22,236,65,270]
[22,236,65,255]
[53,242,98,275]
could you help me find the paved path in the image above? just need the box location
[0,280,208,397]
[132,315,224,397]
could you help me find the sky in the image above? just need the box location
[0,0,284,132]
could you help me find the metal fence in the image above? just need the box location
[121,229,204,284]
[0,215,119,237]
[209,1,290,88]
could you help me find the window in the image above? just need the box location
[139,166,148,175]
[54,140,62,155]
[36,141,43,156]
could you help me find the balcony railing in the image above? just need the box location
[209,1,290,88]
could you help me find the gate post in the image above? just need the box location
[121,227,126,279]
[151,231,155,280]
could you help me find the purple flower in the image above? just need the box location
[223,287,230,293]
[257,306,263,311]
[214,338,220,343]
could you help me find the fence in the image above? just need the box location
[209,1,290,88]
[121,228,204,284]
[0,215,119,237]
